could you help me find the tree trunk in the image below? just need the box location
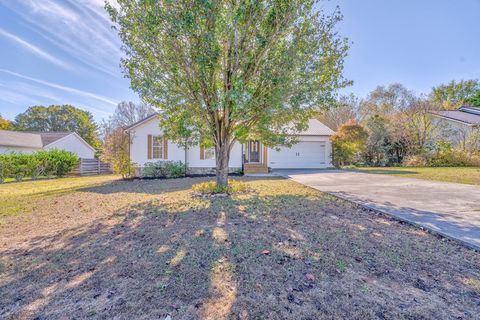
[215,141,230,187]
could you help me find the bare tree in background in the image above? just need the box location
[317,94,359,131]
[359,83,417,120]
[100,101,156,140]
[399,99,445,154]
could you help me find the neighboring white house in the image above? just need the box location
[430,106,480,149]
[125,114,334,174]
[0,130,96,158]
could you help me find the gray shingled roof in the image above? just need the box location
[126,114,334,136]
[0,130,72,148]
[39,132,71,145]
[430,109,480,125]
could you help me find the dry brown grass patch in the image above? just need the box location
[0,176,478,319]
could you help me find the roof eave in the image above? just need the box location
[124,113,160,131]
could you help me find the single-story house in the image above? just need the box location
[125,114,334,174]
[0,130,96,158]
[430,106,480,147]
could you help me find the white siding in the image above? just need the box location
[129,117,184,166]
[0,146,41,154]
[129,117,243,168]
[44,134,95,158]
[129,117,333,169]
[186,143,242,168]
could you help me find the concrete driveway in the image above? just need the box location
[275,169,480,250]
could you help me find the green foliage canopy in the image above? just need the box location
[107,0,350,185]
[14,105,100,150]
[465,90,480,107]
[430,79,480,110]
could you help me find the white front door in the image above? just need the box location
[268,141,327,169]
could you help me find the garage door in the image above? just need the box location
[268,141,327,169]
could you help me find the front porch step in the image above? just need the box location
[244,164,269,174]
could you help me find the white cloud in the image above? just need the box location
[0,88,39,105]
[22,0,79,22]
[0,69,117,109]
[1,0,124,77]
[0,80,63,102]
[0,28,71,69]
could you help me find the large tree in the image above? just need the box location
[107,0,350,186]
[466,90,480,107]
[430,79,480,110]
[358,83,416,120]
[14,105,100,150]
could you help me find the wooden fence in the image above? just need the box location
[71,158,112,176]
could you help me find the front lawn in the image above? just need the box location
[0,174,121,217]
[351,166,480,185]
[0,176,478,319]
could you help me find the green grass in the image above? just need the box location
[0,175,121,217]
[350,167,480,185]
[2,175,55,183]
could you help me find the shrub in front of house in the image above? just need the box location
[142,160,186,178]
[163,161,186,178]
[192,180,248,194]
[7,153,38,181]
[0,150,78,182]
[37,149,79,177]
[0,155,13,183]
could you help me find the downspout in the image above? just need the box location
[184,142,188,176]
[241,143,244,174]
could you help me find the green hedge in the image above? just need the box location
[0,149,79,183]
[142,160,186,178]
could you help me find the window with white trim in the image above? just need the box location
[152,135,164,159]
[204,147,215,160]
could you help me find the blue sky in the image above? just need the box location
[0,0,479,121]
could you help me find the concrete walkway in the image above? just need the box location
[275,169,480,251]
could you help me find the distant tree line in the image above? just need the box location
[323,80,480,167]
[2,78,479,172]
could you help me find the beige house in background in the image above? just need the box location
[430,106,480,150]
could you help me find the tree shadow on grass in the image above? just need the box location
[0,197,222,319]
[78,177,205,195]
[78,176,282,195]
[0,186,478,319]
